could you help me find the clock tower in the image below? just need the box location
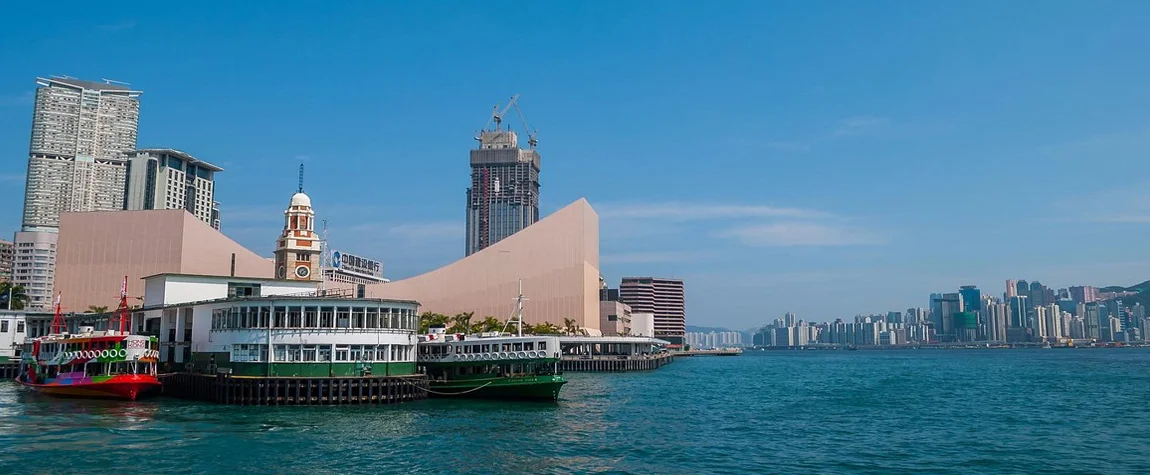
[273,166,321,281]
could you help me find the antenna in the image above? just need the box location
[298,164,305,193]
[319,219,328,292]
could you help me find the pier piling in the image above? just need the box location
[158,373,429,405]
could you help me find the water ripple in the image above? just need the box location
[1,349,1149,473]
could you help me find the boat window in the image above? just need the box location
[539,342,547,351]
[302,345,317,362]
[525,342,534,351]
[513,343,523,351]
[289,307,302,327]
[287,345,301,362]
[502,343,511,352]
[376,345,388,361]
[481,344,490,353]
[337,308,350,328]
[274,345,287,362]
[335,345,349,362]
[318,345,331,362]
[350,345,363,361]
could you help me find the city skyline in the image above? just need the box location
[2,2,1150,327]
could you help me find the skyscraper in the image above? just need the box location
[959,285,981,313]
[14,76,141,310]
[1069,285,1099,304]
[124,148,223,229]
[619,277,686,345]
[465,97,540,256]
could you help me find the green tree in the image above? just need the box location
[418,312,451,333]
[447,311,474,334]
[563,318,578,336]
[478,316,503,333]
[87,305,109,314]
[532,322,562,335]
[0,281,28,310]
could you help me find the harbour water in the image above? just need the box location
[2,349,1148,474]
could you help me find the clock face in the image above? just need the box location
[295,265,311,278]
[277,266,286,279]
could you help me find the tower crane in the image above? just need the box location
[475,94,520,142]
[512,99,538,149]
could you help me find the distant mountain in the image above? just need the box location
[1100,280,1150,309]
[1102,279,1150,294]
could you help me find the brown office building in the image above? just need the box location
[619,277,685,345]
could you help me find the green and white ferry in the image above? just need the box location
[416,284,566,401]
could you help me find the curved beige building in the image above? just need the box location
[364,198,601,334]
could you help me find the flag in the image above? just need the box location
[121,276,128,297]
[55,294,61,306]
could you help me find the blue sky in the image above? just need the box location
[2,1,1150,329]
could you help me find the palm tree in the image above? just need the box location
[0,281,28,310]
[448,312,474,334]
[533,322,561,335]
[563,318,577,336]
[418,312,451,333]
[479,316,503,333]
[87,305,109,314]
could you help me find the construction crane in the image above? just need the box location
[512,99,538,149]
[475,94,520,142]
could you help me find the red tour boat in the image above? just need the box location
[15,277,161,400]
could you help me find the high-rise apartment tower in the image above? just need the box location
[14,76,141,310]
[465,96,540,256]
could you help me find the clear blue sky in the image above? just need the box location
[2,1,1149,330]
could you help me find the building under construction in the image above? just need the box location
[464,96,541,256]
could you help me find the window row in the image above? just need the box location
[211,305,418,331]
[420,340,548,356]
[231,344,414,363]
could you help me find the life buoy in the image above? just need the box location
[118,349,127,358]
[518,352,526,359]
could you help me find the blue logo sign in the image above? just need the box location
[331,251,341,268]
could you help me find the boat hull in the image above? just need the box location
[16,374,161,401]
[429,376,566,401]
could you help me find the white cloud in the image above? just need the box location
[715,222,886,247]
[597,202,829,221]
[834,115,890,136]
[601,250,718,264]
[0,91,33,107]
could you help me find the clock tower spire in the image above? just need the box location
[273,166,321,281]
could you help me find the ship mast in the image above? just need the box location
[515,279,525,337]
[49,294,64,334]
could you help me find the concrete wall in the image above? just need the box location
[363,198,602,333]
[55,210,274,311]
[631,313,655,337]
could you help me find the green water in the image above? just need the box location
[2,349,1148,474]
